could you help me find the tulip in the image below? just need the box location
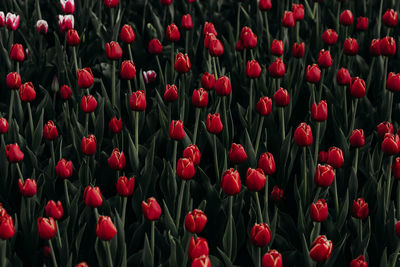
[206,113,223,134]
[80,95,97,113]
[201,72,215,90]
[37,217,57,240]
[396,221,400,238]
[106,41,122,60]
[310,199,328,222]
[339,10,353,25]
[6,72,21,90]
[5,13,19,30]
[387,72,400,92]
[164,84,178,102]
[60,85,72,100]
[318,150,328,163]
[191,255,211,267]
[350,129,365,147]
[58,15,74,33]
[0,118,9,134]
[36,20,48,34]
[0,214,15,240]
[66,29,80,46]
[116,176,135,197]
[60,0,75,14]
[305,64,321,83]
[174,53,191,73]
[343,38,359,56]
[104,0,119,8]
[327,147,344,169]
[221,168,241,195]
[181,14,193,30]
[188,237,209,260]
[350,255,368,267]
[336,68,351,85]
[322,29,338,46]
[369,39,381,56]
[256,97,272,116]
[309,235,332,262]
[183,144,201,166]
[120,24,135,43]
[282,11,295,28]
[268,58,285,78]
[262,249,282,267]
[383,9,398,27]
[129,90,147,111]
[109,117,122,133]
[250,223,271,247]
[96,216,117,241]
[19,82,36,102]
[392,158,400,179]
[356,17,368,31]
[18,179,37,197]
[377,122,394,138]
[0,12,4,27]
[142,197,162,221]
[246,60,262,78]
[160,0,172,5]
[270,39,283,56]
[84,186,103,207]
[349,77,366,98]
[273,88,290,107]
[5,143,24,163]
[177,158,196,180]
[229,143,248,164]
[166,23,180,42]
[42,120,58,141]
[143,70,157,84]
[77,68,94,89]
[258,152,276,175]
[9,44,25,62]
[294,123,313,147]
[45,201,64,220]
[235,39,244,51]
[192,88,209,108]
[56,159,73,179]
[314,164,335,187]
[259,0,272,11]
[203,22,217,36]
[148,39,162,54]
[215,76,231,96]
[76,263,89,267]
[352,198,369,219]
[292,42,305,58]
[312,101,328,121]
[270,186,283,202]
[240,27,257,49]
[208,38,224,57]
[246,168,266,191]
[108,148,126,170]
[169,120,185,140]
[184,209,207,233]
[81,135,97,156]
[381,133,400,155]
[317,50,332,68]
[292,4,304,21]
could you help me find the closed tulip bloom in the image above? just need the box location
[310,199,328,222]
[148,39,162,54]
[177,158,196,180]
[104,0,119,8]
[160,0,172,5]
[350,255,368,267]
[343,38,359,56]
[206,113,223,134]
[129,90,147,111]
[108,148,126,170]
[352,198,369,219]
[192,255,210,267]
[383,9,398,27]
[19,82,36,102]
[188,237,209,260]
[318,50,332,68]
[235,39,244,51]
[292,4,304,21]
[96,216,117,241]
[322,29,338,46]
[246,60,262,78]
[215,76,231,96]
[6,72,21,90]
[246,168,266,191]
[259,0,272,11]
[60,0,75,14]
[204,33,217,50]
[80,95,97,113]
[256,97,272,116]
[312,100,328,121]
[37,217,57,240]
[5,13,19,30]
[116,176,135,196]
[318,150,328,163]
[282,11,295,28]
[250,223,271,247]
[36,20,48,34]
[192,88,209,108]
[183,144,201,166]
[292,42,305,58]
[120,24,135,43]
[56,158,73,179]
[58,15,74,33]
[184,209,207,234]
[201,72,215,90]
[18,179,37,197]
[273,88,290,107]
[81,135,97,155]
[349,77,366,98]
[336,68,351,85]
[0,12,4,28]
[5,143,24,163]
[142,197,162,221]
[270,186,283,202]
[268,58,285,78]
[43,120,58,140]
[271,39,283,56]
[174,53,191,73]
[77,68,94,88]
[305,64,321,83]
[0,118,9,134]
[377,122,394,139]
[382,133,400,155]
[45,201,64,220]
[164,84,178,102]
[66,29,80,46]
[203,22,217,37]
[326,147,344,169]
[294,123,313,147]
[76,263,89,267]
[221,168,241,195]
[169,120,185,140]
[208,38,224,57]
[84,186,102,207]
[9,44,24,62]
[60,85,72,100]
[349,129,365,147]
[262,249,282,267]
[181,14,193,30]
[393,158,400,179]
[106,41,122,60]
[396,221,400,238]
[166,23,180,42]
[314,164,335,187]
[229,143,248,164]
[369,39,381,56]
[0,214,15,240]
[309,235,332,262]
[258,152,276,175]
[240,27,257,49]
[142,69,156,83]
[386,72,400,92]
[356,17,368,31]
[120,60,136,80]
[340,10,353,25]
[109,116,123,133]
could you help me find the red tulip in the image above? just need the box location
[43,120,58,141]
[246,60,262,78]
[381,133,400,155]
[6,72,21,90]
[5,143,24,163]
[76,262,89,267]
[317,50,332,68]
[81,135,97,156]
[273,88,290,107]
[356,17,368,31]
[309,235,332,262]
[142,197,162,221]
[349,77,366,98]
[192,88,209,108]
[84,186,103,207]
[166,23,180,42]
[369,39,381,56]
[188,237,209,260]
[66,29,80,46]
[314,164,335,187]
[18,179,37,197]
[270,39,283,56]
[80,95,97,113]
[177,158,196,180]
[96,216,117,241]
[396,221,400,238]
[181,14,193,30]
[183,144,201,166]
[9,43,24,61]
[292,4,304,21]
[322,29,338,46]
[262,249,282,267]
[174,53,191,73]
[268,58,285,78]
[191,255,211,267]
[310,199,328,222]
[258,152,276,175]
[129,90,147,111]
[164,84,178,102]
[215,76,231,96]
[305,64,321,83]
[336,68,351,86]
[229,143,248,164]
[311,100,328,121]
[106,41,122,60]
[19,82,36,102]
[380,36,396,56]
[386,72,400,92]
[184,209,207,234]
[392,158,400,179]
[350,255,368,267]
[343,38,359,56]
[5,13,19,31]
[282,11,295,28]
[206,113,223,134]
[201,72,215,90]
[58,15,74,34]
[45,201,64,220]
[56,158,73,179]
[169,120,185,140]
[77,68,94,89]
[104,0,119,8]
[0,118,9,134]
[208,38,224,57]
[319,150,328,163]
[327,147,344,169]
[352,198,369,219]
[292,42,305,58]
[120,60,136,80]
[108,148,126,170]
[240,27,257,49]
[203,22,217,37]
[259,0,272,11]
[294,123,313,147]
[350,129,365,147]
[60,85,72,100]
[120,24,135,43]
[256,97,272,116]
[270,186,283,202]
[250,223,271,247]
[383,9,398,27]
[377,122,394,139]
[246,168,266,191]
[116,176,135,197]
[339,10,353,25]
[0,214,15,240]
[37,217,57,240]
[148,39,162,55]
[108,117,123,133]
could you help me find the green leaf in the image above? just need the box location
[162,200,178,236]
[142,234,153,267]
[32,109,44,154]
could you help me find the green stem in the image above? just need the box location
[349,98,359,135]
[264,175,269,223]
[254,116,265,156]
[280,107,285,142]
[213,56,218,79]
[72,47,78,74]
[64,180,70,208]
[313,187,322,203]
[8,90,15,123]
[168,103,172,124]
[156,56,165,86]
[49,239,58,267]
[386,156,394,211]
[175,180,186,228]
[56,221,62,248]
[354,148,359,175]
[104,241,114,267]
[318,69,325,102]
[333,171,339,218]
[391,242,400,267]
[388,91,394,122]
[313,122,320,167]
[27,103,34,139]
[257,247,261,267]
[16,162,24,183]
[111,60,116,109]
[336,1,341,31]
[264,12,270,53]
[377,0,384,37]
[359,219,362,248]
[1,240,6,267]
[127,43,133,62]
[213,135,220,183]
[50,141,56,176]
[254,192,263,223]
[170,43,174,82]
[110,8,115,32]
[397,182,400,219]
[249,80,253,126]
[303,147,307,204]
[343,86,348,131]
[172,140,178,177]
[94,208,99,221]
[122,197,127,226]
[366,58,376,94]
[193,108,200,145]
[228,195,233,258]
[135,111,139,161]
[86,156,90,186]
[185,31,189,54]
[236,2,241,41]
[222,96,229,142]
[151,221,155,267]
[36,0,42,19]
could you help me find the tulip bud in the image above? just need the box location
[270,39,283,56]
[120,24,135,43]
[377,122,394,138]
[6,13,19,31]
[282,11,295,28]
[174,53,191,73]
[142,197,162,221]
[10,43,25,62]
[273,88,290,107]
[45,201,64,220]
[262,249,282,267]
[120,60,136,80]
[235,39,244,51]
[58,15,74,34]
[104,0,119,8]
[77,68,94,89]
[36,20,48,34]
[292,42,305,58]
[268,58,285,78]
[396,221,400,238]
[56,158,73,179]
[352,198,369,219]
[0,12,4,28]
[183,145,201,166]
[19,82,36,102]
[309,235,332,262]
[208,38,224,57]
[215,76,231,96]
[201,72,215,90]
[166,23,180,42]
[206,113,223,134]
[317,50,332,68]
[81,134,97,156]
[191,256,211,267]
[339,10,354,25]
[106,41,122,60]
[0,214,15,240]
[350,255,368,267]
[181,14,193,30]
[386,72,400,92]
[143,70,157,84]
[37,217,57,240]
[203,22,217,36]
[250,223,271,247]
[60,85,72,100]
[318,150,328,163]
[177,158,196,180]
[60,0,75,14]
[349,77,366,98]
[383,9,398,27]
[310,199,328,222]
[6,72,21,90]
[356,17,368,31]
[108,117,122,133]
[382,133,400,155]
[392,158,400,179]
[160,0,172,5]
[188,237,209,260]
[322,29,338,46]
[292,4,304,21]
[305,64,321,83]
[96,216,117,241]
[129,90,147,111]
[148,39,162,54]
[162,84,178,102]
[84,186,103,207]
[240,27,257,49]
[76,262,89,267]
[270,186,283,202]
[0,118,9,134]
[369,39,381,56]
[18,179,37,197]
[311,100,328,121]
[350,129,365,147]
[184,209,207,234]
[192,88,209,108]
[169,120,185,140]
[327,147,344,169]
[314,164,335,187]
[66,29,80,46]
[343,38,359,56]
[336,68,351,85]
[246,60,262,78]
[229,143,248,164]
[246,168,266,191]
[108,148,126,170]
[257,152,275,175]
[221,168,241,195]
[5,143,24,163]
[116,176,135,197]
[294,123,313,147]
[259,0,272,11]
[43,120,58,141]
[80,95,98,113]
[256,97,272,116]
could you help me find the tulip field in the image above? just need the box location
[2,0,400,266]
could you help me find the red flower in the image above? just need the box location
[305,64,321,83]
[96,216,117,241]
[164,84,178,102]
[201,72,215,90]
[177,158,196,180]
[327,146,344,169]
[129,90,147,111]
[181,14,193,30]
[292,4,304,21]
[203,22,217,36]
[0,118,9,134]
[268,58,285,78]
[5,13,19,31]
[191,256,211,267]
[229,143,248,164]
[369,39,381,56]
[246,60,262,78]
[192,88,209,108]
[377,122,394,139]
[381,133,400,155]
[160,0,172,5]
[108,148,126,170]
[18,179,37,197]
[311,100,328,121]
[148,39,162,54]
[273,87,290,107]
[106,41,122,60]
[221,168,241,195]
[350,129,365,147]
[356,17,368,31]
[322,29,338,46]
[43,120,58,141]
[174,53,191,73]
[66,29,80,46]
[270,186,283,202]
[350,255,368,267]
[169,120,185,140]
[188,237,209,260]
[319,150,328,163]
[343,38,359,56]
[352,198,369,219]
[282,11,295,28]
[184,209,207,234]
[80,95,98,113]
[37,217,57,240]
[45,200,64,220]
[383,9,398,27]
[58,15,74,34]
[109,116,123,133]
[56,158,73,179]
[396,221,400,238]
[258,152,276,175]
[81,134,97,156]
[258,0,272,11]
[206,113,223,134]
[5,143,24,163]
[294,123,313,147]
[317,50,332,68]
[208,38,224,57]
[84,186,103,207]
[271,39,283,56]
[246,168,266,191]
[120,24,135,43]
[339,9,354,25]
[314,164,335,187]
[19,82,36,102]
[36,20,48,34]
[215,76,231,96]
[262,249,282,267]
[386,72,400,92]
[77,68,94,89]
[183,144,201,166]
[60,0,75,13]
[292,42,305,58]
[9,43,25,61]
[0,214,15,240]
[392,157,400,179]
[310,199,328,222]
[349,77,366,98]
[250,223,271,247]
[336,68,351,85]
[6,72,21,90]
[142,197,162,221]
[60,85,72,100]
[104,0,119,8]
[120,60,136,80]
[166,23,180,42]
[309,235,332,262]
[256,97,272,116]
[116,176,135,197]
[380,36,396,56]
[240,27,257,49]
